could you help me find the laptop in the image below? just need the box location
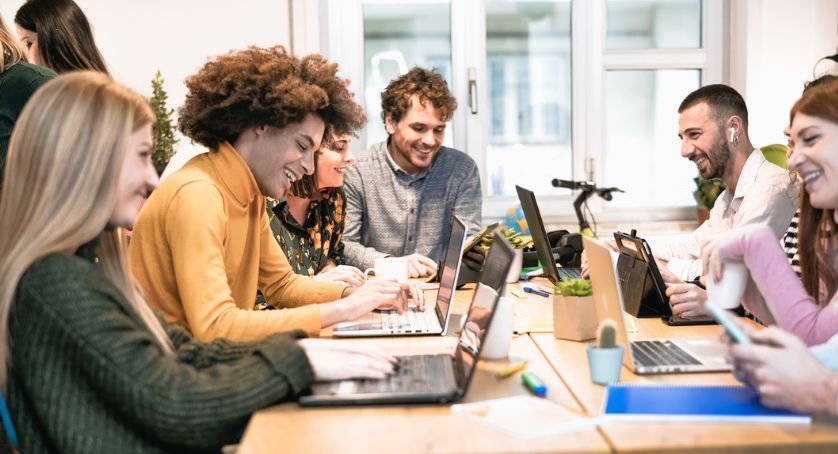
[584,236,731,374]
[332,216,468,337]
[515,185,582,283]
[299,235,515,406]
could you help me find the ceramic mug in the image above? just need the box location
[364,257,409,283]
[706,261,748,309]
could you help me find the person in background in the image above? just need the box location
[270,134,366,288]
[14,0,108,74]
[0,12,54,191]
[0,71,396,453]
[703,78,838,345]
[655,84,799,320]
[342,67,482,278]
[131,46,422,342]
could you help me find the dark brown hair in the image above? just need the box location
[678,84,748,130]
[792,79,838,304]
[178,46,366,151]
[380,67,457,126]
[14,0,108,74]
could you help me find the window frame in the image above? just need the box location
[309,0,728,224]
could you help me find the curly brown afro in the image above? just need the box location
[380,67,457,126]
[178,46,366,149]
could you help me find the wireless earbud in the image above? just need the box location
[729,127,735,143]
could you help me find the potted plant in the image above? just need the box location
[477,228,532,282]
[147,70,179,176]
[586,319,625,385]
[552,277,598,341]
[693,177,724,223]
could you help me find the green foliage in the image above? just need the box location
[553,277,592,297]
[477,227,533,250]
[692,177,725,210]
[147,70,178,176]
[596,319,618,349]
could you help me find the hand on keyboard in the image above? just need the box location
[342,279,424,320]
[298,339,397,382]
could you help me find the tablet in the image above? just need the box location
[614,231,715,326]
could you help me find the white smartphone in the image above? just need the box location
[705,301,752,345]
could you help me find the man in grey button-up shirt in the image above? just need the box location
[343,68,482,276]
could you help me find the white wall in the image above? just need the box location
[1,0,291,172]
[731,0,838,148]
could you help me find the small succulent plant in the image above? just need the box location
[553,278,592,297]
[596,319,618,349]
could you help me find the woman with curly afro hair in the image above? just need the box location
[131,46,424,342]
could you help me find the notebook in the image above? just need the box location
[601,383,811,424]
[298,234,516,407]
[584,237,731,374]
[332,215,468,337]
[515,185,582,284]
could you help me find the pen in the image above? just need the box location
[496,361,528,379]
[523,286,551,298]
[521,371,547,397]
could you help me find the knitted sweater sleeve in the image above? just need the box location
[714,224,838,345]
[11,255,314,451]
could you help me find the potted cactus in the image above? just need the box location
[586,319,625,385]
[552,278,597,341]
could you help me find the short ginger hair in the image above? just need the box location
[178,46,366,149]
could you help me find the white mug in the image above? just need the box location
[364,257,409,283]
[706,261,748,309]
[480,296,514,359]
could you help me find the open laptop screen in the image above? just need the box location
[453,234,514,389]
[435,216,468,324]
[515,185,560,284]
[479,232,515,293]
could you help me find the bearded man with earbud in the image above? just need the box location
[650,84,800,320]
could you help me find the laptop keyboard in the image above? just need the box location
[558,267,582,280]
[354,355,450,394]
[631,340,702,367]
[378,307,434,332]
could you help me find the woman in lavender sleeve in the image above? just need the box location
[699,78,838,416]
[703,78,838,346]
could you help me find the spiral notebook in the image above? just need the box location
[601,383,811,424]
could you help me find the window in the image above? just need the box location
[316,0,725,222]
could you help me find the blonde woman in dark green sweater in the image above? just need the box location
[0,72,396,453]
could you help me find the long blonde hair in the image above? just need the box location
[0,13,26,72]
[0,72,173,388]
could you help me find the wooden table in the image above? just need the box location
[532,317,838,453]
[239,281,838,453]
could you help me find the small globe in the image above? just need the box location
[504,204,530,235]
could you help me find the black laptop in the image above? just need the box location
[298,234,515,406]
[515,185,582,283]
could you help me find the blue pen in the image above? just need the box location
[523,286,551,298]
[521,371,547,397]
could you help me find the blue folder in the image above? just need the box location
[602,383,810,424]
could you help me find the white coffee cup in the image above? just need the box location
[706,261,748,309]
[480,296,514,359]
[364,257,409,283]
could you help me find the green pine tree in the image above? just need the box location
[147,70,178,176]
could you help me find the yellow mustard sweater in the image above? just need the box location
[130,142,345,340]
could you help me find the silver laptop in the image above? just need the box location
[332,216,468,337]
[299,235,515,407]
[584,236,731,374]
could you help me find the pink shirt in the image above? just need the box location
[715,224,838,345]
